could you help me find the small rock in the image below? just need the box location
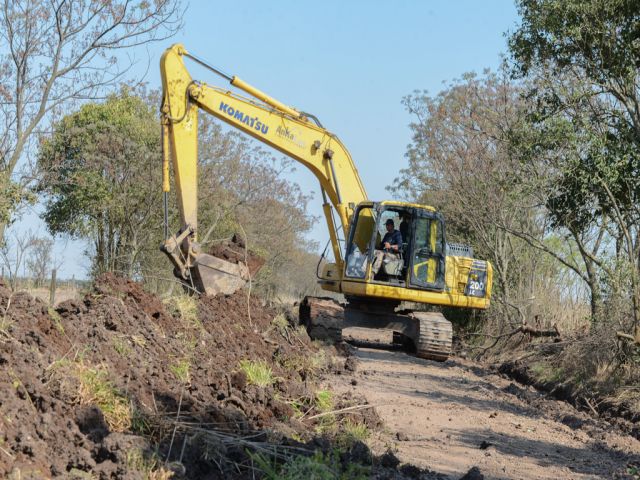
[396,431,410,441]
[379,450,400,468]
[344,357,358,372]
[460,466,484,480]
[561,414,585,430]
[351,379,358,386]
[399,464,423,478]
[479,440,492,450]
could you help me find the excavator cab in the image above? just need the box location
[344,202,446,291]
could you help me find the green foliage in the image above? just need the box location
[509,0,640,231]
[509,0,640,81]
[315,389,334,413]
[169,359,191,384]
[38,89,162,277]
[239,359,274,387]
[0,173,34,228]
[508,0,640,326]
[253,450,370,480]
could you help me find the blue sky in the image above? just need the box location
[14,0,520,279]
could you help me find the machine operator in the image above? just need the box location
[371,219,403,275]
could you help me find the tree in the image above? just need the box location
[0,0,182,239]
[0,229,33,290]
[26,235,54,287]
[509,0,640,331]
[390,71,573,334]
[38,89,162,277]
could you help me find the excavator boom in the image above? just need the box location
[160,44,368,293]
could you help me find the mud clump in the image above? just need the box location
[0,273,363,479]
[208,234,265,277]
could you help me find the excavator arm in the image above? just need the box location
[160,44,366,293]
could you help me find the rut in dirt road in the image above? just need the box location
[334,341,640,480]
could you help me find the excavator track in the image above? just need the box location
[299,297,343,342]
[300,296,452,361]
[412,312,452,362]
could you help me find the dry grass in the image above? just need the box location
[50,359,132,432]
[28,286,81,306]
[163,294,200,330]
[127,448,174,479]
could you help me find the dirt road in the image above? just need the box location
[334,331,640,480]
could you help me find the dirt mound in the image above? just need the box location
[0,274,380,479]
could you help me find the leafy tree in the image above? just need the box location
[509,0,640,329]
[38,90,162,277]
[0,0,182,240]
[39,90,320,299]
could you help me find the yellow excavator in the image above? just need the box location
[160,44,492,361]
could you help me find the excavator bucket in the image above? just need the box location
[189,252,250,296]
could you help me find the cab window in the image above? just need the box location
[344,207,375,279]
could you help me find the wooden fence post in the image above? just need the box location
[49,268,57,306]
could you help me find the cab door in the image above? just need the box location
[409,213,445,291]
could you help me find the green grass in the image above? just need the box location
[170,359,191,384]
[77,365,132,432]
[315,389,334,412]
[49,359,131,432]
[239,359,274,387]
[337,419,370,448]
[253,450,370,480]
[113,337,132,357]
[530,361,564,383]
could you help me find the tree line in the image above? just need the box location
[391,0,640,376]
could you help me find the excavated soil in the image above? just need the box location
[4,273,639,479]
[208,234,265,277]
[0,274,383,479]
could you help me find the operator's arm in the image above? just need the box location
[383,231,402,252]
